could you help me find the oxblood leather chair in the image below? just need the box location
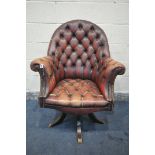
[30,20,125,143]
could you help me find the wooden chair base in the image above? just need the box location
[77,116,83,144]
[88,113,105,124]
[48,113,67,128]
[48,112,105,144]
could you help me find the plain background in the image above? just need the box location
[26,0,129,93]
[0,0,155,155]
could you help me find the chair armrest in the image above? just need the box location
[102,58,125,81]
[97,58,125,102]
[30,56,54,78]
[30,56,56,100]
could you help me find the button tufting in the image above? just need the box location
[99,42,104,47]
[72,32,76,37]
[90,25,95,31]
[78,23,83,29]
[48,20,110,81]
[65,25,70,30]
[96,33,100,39]
[70,37,78,49]
[46,78,108,107]
[60,33,64,38]
[55,42,59,48]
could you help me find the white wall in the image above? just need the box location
[26,0,129,93]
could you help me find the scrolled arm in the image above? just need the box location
[30,56,54,78]
[30,56,56,101]
[97,58,125,102]
[102,58,125,81]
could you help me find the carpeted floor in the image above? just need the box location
[26,99,129,155]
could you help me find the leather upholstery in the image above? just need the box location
[97,57,125,101]
[30,20,125,113]
[48,20,110,83]
[30,56,54,78]
[45,79,109,107]
[44,106,112,115]
[30,56,56,97]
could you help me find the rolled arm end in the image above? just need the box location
[30,56,54,77]
[30,63,40,72]
[103,58,126,81]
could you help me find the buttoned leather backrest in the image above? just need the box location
[48,20,110,82]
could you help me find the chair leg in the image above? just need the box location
[77,116,83,144]
[48,113,67,128]
[88,113,105,124]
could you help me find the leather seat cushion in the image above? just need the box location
[45,79,109,108]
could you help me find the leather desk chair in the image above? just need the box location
[30,20,125,143]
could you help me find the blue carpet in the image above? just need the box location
[26,99,129,155]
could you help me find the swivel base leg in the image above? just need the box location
[77,116,83,144]
[48,113,104,144]
[48,113,67,128]
[88,113,105,124]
